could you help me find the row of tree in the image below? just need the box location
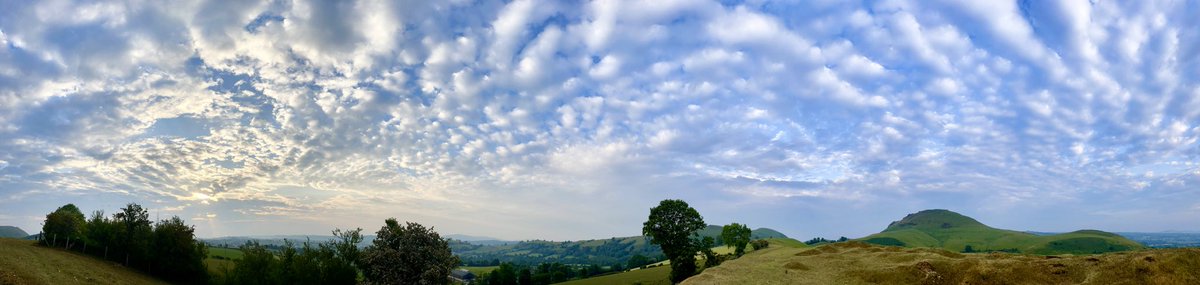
[215,218,459,285]
[803,236,850,245]
[475,261,622,285]
[41,203,208,283]
[42,203,463,284]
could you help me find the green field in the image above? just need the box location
[208,247,245,260]
[683,241,1200,284]
[0,238,167,285]
[858,209,1145,254]
[460,266,500,276]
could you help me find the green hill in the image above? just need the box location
[859,209,1145,254]
[0,226,28,238]
[0,238,167,284]
[695,225,788,245]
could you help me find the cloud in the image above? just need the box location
[0,0,1198,240]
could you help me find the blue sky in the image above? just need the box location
[1,0,1198,240]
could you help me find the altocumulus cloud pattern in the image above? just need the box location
[0,0,1198,239]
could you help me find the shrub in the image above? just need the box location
[751,240,770,250]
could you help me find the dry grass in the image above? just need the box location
[0,238,167,285]
[683,241,1200,285]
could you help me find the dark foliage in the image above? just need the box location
[643,199,707,283]
[720,223,752,257]
[41,203,209,284]
[360,219,458,285]
[750,239,769,250]
[218,229,362,285]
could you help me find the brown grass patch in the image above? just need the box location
[684,242,1200,285]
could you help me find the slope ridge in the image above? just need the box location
[860,209,1144,254]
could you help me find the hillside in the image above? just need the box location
[859,209,1145,254]
[555,238,806,285]
[695,225,789,245]
[453,236,663,266]
[684,241,1200,284]
[0,238,167,285]
[0,226,28,238]
[454,227,787,266]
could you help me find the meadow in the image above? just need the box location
[683,241,1200,284]
[0,238,167,285]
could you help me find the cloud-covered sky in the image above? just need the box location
[1,0,1199,240]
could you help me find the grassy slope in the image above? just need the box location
[0,238,167,285]
[554,265,672,285]
[859,209,1145,254]
[554,238,806,285]
[683,241,1200,285]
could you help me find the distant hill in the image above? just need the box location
[0,238,166,284]
[858,209,1145,255]
[695,225,788,246]
[683,240,1200,284]
[0,226,27,238]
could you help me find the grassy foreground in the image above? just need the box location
[556,238,807,285]
[683,241,1200,284]
[554,265,672,285]
[0,238,167,285]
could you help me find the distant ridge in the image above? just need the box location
[696,225,788,245]
[0,226,28,238]
[859,209,1145,255]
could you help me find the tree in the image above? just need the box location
[750,240,769,250]
[642,199,706,283]
[698,236,720,268]
[43,204,86,246]
[518,268,532,285]
[114,203,153,266]
[720,223,752,257]
[627,254,652,269]
[360,218,459,285]
[150,216,209,284]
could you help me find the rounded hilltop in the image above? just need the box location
[884,209,987,232]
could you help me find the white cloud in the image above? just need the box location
[1,0,1197,239]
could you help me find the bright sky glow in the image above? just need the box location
[1,0,1199,240]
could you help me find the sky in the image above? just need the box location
[1,0,1199,241]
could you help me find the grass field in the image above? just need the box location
[207,247,244,260]
[554,238,806,285]
[683,241,1200,284]
[461,266,500,276]
[0,238,167,285]
[554,265,672,285]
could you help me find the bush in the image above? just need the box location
[750,240,770,250]
[360,219,458,285]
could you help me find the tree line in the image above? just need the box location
[41,203,209,284]
[41,203,461,284]
[214,218,460,285]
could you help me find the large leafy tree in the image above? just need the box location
[642,199,707,283]
[114,203,153,266]
[42,204,86,246]
[721,223,752,256]
[360,219,459,285]
[150,216,209,284]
